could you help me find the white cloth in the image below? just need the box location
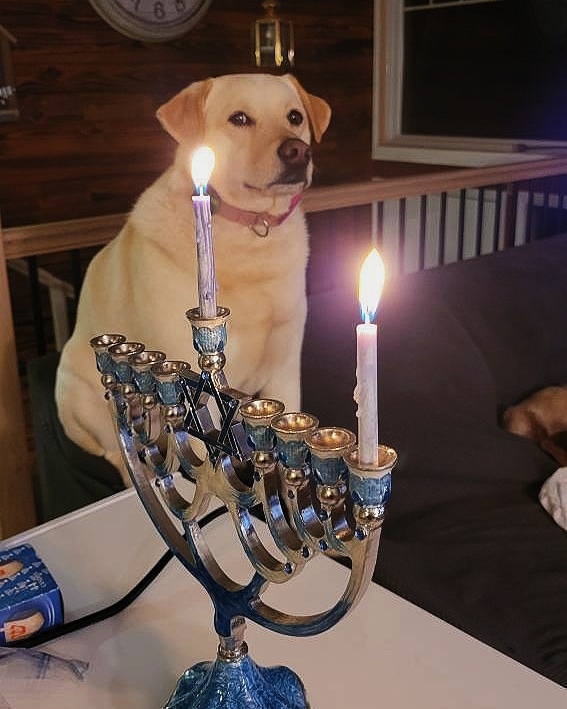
[539,467,567,531]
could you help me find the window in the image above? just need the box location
[373,0,567,166]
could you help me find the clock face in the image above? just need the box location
[89,0,213,42]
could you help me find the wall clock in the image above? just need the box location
[89,0,213,42]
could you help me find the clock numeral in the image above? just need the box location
[153,2,166,19]
[128,0,186,16]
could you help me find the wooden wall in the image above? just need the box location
[0,0,383,228]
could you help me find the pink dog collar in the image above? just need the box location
[209,191,303,238]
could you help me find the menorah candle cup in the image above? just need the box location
[271,412,319,488]
[186,306,230,374]
[306,427,356,510]
[240,398,286,455]
[123,350,167,436]
[89,333,126,386]
[344,444,397,529]
[107,341,145,386]
[150,360,191,407]
[128,349,167,396]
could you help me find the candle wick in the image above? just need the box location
[198,185,205,197]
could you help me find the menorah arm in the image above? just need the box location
[244,527,381,637]
[253,456,310,565]
[178,515,381,640]
[229,506,300,583]
[121,433,196,569]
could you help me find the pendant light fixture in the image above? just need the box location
[252,1,294,69]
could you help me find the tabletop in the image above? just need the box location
[1,488,564,708]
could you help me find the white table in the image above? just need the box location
[1,489,564,708]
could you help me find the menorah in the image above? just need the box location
[91,304,396,709]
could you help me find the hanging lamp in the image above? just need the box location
[253,1,294,69]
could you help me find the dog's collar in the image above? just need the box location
[208,189,303,238]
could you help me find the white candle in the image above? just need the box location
[191,146,217,319]
[354,249,386,466]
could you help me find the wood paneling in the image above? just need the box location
[0,0,379,228]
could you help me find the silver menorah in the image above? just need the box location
[91,304,396,709]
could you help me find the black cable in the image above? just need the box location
[12,505,228,649]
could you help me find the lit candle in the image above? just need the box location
[354,248,386,466]
[191,146,217,319]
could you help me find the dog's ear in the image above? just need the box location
[156,79,214,144]
[284,75,331,143]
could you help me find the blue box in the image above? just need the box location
[0,543,63,644]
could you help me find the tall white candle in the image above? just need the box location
[354,249,386,466]
[191,146,217,319]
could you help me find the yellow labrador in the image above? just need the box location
[55,73,331,484]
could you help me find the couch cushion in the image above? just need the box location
[27,352,125,522]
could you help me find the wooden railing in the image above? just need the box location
[3,155,567,537]
[5,156,567,258]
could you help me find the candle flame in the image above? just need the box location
[191,146,215,194]
[358,248,385,323]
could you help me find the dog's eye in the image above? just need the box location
[228,111,254,127]
[287,110,304,126]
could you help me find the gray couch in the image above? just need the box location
[302,233,567,688]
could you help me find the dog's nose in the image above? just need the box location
[278,138,312,168]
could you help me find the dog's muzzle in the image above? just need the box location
[274,138,312,185]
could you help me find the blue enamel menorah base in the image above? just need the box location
[165,654,308,709]
[91,306,396,709]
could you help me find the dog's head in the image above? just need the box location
[157,73,331,211]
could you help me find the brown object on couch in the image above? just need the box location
[503,385,567,466]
